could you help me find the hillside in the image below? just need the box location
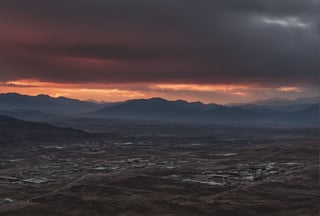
[0,115,90,144]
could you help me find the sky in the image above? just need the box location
[0,0,319,104]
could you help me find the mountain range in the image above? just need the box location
[91,98,319,123]
[0,93,108,114]
[0,93,318,124]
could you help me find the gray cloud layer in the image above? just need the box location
[0,0,319,86]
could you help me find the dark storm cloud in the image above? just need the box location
[0,0,319,85]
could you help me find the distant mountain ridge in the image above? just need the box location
[230,96,320,108]
[0,93,318,124]
[0,93,109,114]
[91,97,319,124]
[93,98,223,118]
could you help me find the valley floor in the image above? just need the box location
[0,125,319,216]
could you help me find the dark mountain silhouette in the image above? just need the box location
[0,93,109,114]
[0,115,90,144]
[243,96,320,108]
[91,98,318,124]
[92,98,223,120]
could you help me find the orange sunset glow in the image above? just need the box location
[0,79,313,104]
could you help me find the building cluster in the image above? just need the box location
[168,161,300,186]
